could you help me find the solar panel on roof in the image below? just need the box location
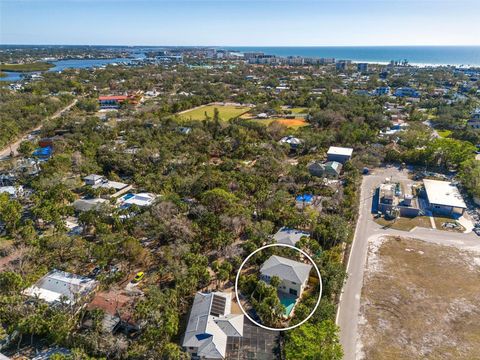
[196,333,213,341]
[210,294,226,316]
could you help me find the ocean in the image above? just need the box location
[224,46,480,67]
[2,46,479,82]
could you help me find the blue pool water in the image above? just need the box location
[279,293,297,316]
[122,193,135,200]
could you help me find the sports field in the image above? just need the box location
[178,105,251,121]
[252,118,309,128]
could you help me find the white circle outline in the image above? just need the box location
[234,243,322,331]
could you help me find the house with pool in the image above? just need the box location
[259,255,312,317]
[117,192,156,209]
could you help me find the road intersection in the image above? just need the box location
[336,167,479,360]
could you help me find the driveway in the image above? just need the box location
[336,166,479,360]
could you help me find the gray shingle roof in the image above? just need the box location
[260,255,312,284]
[273,227,310,246]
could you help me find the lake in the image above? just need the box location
[0,71,23,82]
[0,57,136,82]
[49,57,133,72]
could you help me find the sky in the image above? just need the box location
[1,0,479,46]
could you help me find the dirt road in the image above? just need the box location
[0,98,77,160]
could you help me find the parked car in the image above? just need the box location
[132,271,144,283]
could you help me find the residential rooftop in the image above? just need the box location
[327,146,353,157]
[260,255,312,285]
[23,269,98,305]
[183,292,243,359]
[273,227,310,247]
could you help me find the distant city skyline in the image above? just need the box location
[1,0,479,46]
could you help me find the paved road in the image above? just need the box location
[0,99,77,160]
[336,167,480,360]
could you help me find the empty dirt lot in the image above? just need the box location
[358,236,480,360]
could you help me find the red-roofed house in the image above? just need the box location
[98,95,129,109]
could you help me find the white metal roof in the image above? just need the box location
[183,292,243,359]
[327,146,353,157]
[280,135,303,145]
[84,174,103,182]
[23,270,98,305]
[0,186,17,196]
[73,198,108,212]
[92,180,129,191]
[423,179,466,209]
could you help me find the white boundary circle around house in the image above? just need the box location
[234,243,322,332]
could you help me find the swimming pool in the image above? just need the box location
[122,193,135,201]
[279,293,297,316]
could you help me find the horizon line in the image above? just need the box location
[2,43,480,48]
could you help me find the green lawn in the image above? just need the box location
[375,216,432,231]
[437,130,452,138]
[286,107,308,114]
[178,105,251,121]
[0,62,55,72]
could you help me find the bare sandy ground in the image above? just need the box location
[358,236,480,360]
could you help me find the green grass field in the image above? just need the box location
[0,62,55,72]
[179,105,251,121]
[288,107,308,114]
[437,130,452,138]
[375,216,432,231]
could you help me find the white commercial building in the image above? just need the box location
[423,179,467,216]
